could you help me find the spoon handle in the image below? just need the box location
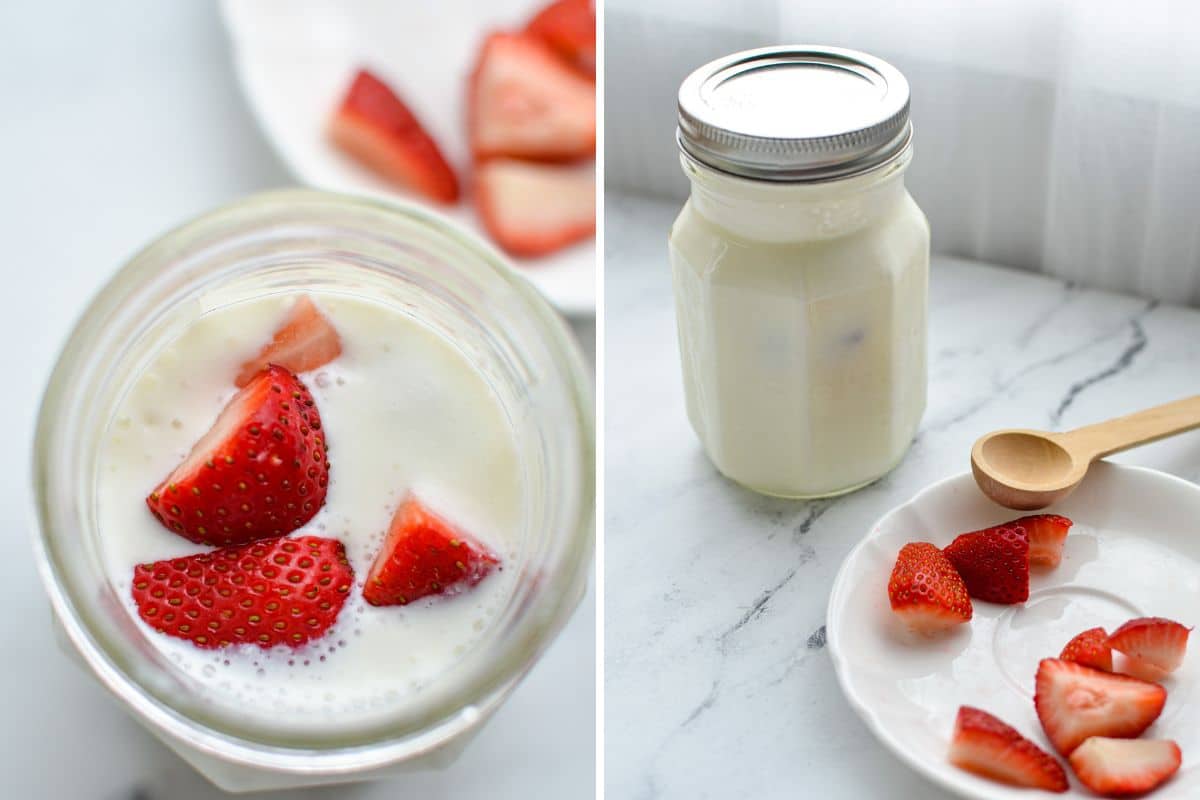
[1056,395,1200,461]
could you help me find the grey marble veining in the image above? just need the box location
[604,192,1200,799]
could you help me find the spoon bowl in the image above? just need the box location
[970,395,1200,510]
[971,429,1087,510]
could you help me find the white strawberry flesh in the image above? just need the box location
[1069,737,1181,797]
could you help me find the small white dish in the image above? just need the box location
[828,463,1200,799]
[218,0,596,315]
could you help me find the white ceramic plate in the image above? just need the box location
[828,463,1200,799]
[219,0,596,315]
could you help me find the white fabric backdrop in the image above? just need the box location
[605,0,1200,306]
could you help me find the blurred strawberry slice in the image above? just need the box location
[476,159,594,257]
[469,32,595,162]
[526,0,595,77]
[1069,737,1181,797]
[330,68,460,204]
[236,296,342,388]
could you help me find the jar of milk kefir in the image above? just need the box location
[670,46,930,498]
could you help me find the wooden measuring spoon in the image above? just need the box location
[971,395,1200,510]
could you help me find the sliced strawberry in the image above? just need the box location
[1061,627,1113,672]
[887,542,972,634]
[1034,658,1166,755]
[235,296,342,388]
[330,68,460,203]
[1116,655,1173,684]
[1068,737,1181,797]
[1020,514,1073,567]
[525,0,595,77]
[131,535,353,649]
[363,495,499,606]
[948,706,1068,792]
[475,159,594,257]
[146,365,330,547]
[1107,617,1191,674]
[942,524,1029,604]
[469,32,595,162]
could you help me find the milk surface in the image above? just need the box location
[97,293,521,727]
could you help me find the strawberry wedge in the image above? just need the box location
[948,706,1068,792]
[132,535,353,649]
[1060,627,1113,672]
[331,68,460,203]
[1021,514,1073,567]
[887,542,972,634]
[1069,737,1182,797]
[526,0,595,77]
[1034,658,1166,755]
[469,32,595,162]
[1107,617,1191,674]
[364,495,500,606]
[475,159,594,257]
[236,295,342,388]
[146,365,330,546]
[942,523,1030,604]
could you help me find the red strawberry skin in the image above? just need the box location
[887,542,973,633]
[942,524,1030,604]
[525,0,595,77]
[131,535,353,649]
[1107,617,1191,674]
[236,296,342,388]
[469,32,596,162]
[948,706,1068,792]
[330,69,460,203]
[1068,737,1182,797]
[146,365,330,547]
[1061,627,1113,672]
[1034,658,1167,755]
[1021,514,1073,567]
[364,496,500,606]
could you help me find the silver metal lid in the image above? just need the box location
[677,45,911,181]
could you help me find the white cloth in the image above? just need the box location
[606,0,1200,305]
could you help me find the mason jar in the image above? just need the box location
[669,46,930,498]
[31,189,594,791]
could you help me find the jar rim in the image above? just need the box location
[30,189,595,772]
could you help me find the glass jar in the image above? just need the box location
[669,46,930,498]
[31,189,594,791]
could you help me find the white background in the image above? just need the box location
[0,2,594,798]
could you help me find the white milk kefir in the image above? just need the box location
[97,292,521,731]
[670,46,930,498]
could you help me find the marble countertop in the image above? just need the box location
[604,192,1200,799]
[1,4,592,799]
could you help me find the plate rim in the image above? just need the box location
[826,462,1200,799]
